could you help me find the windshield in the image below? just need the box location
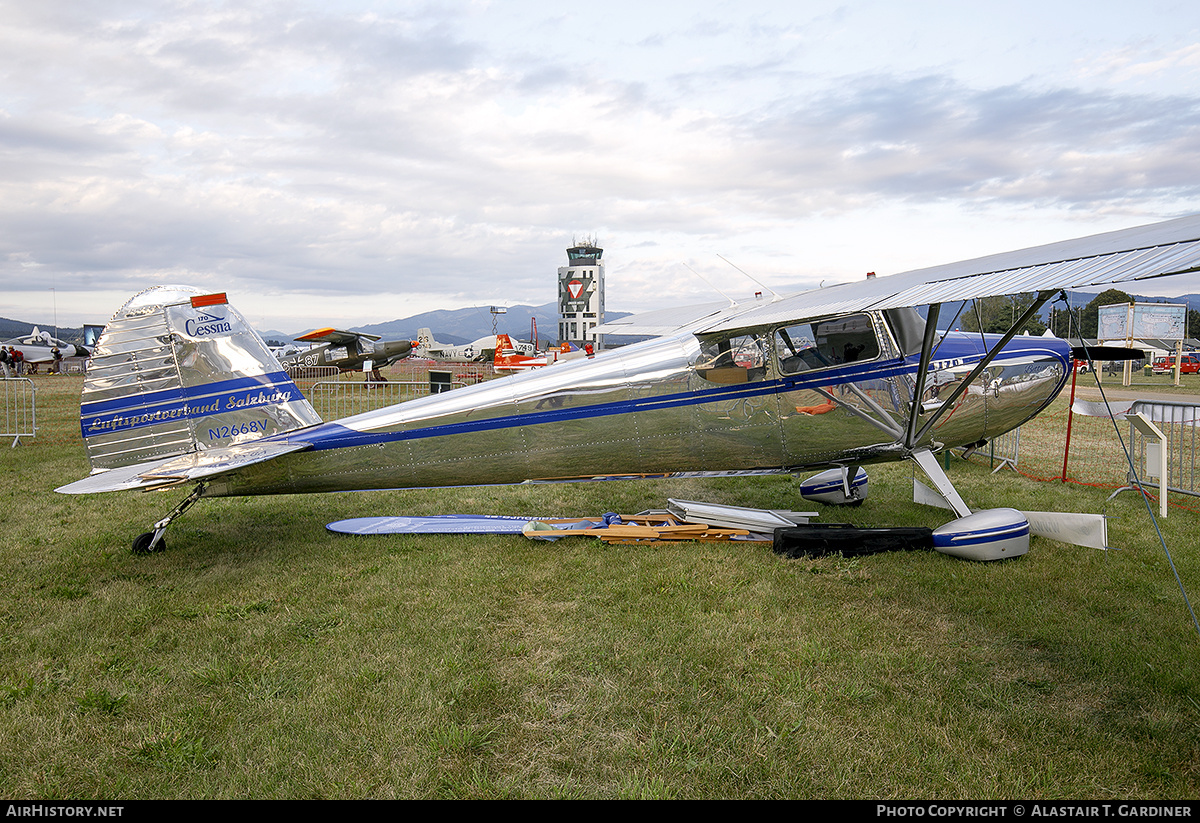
[774,314,880,376]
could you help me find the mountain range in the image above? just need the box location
[266,290,1195,343]
[1,301,631,350]
[0,318,87,344]
[261,302,634,347]
[6,290,1199,350]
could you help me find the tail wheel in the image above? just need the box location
[132,532,166,555]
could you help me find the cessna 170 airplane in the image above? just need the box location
[277,327,416,379]
[57,214,1200,557]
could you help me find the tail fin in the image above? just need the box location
[493,334,522,370]
[494,333,516,354]
[78,286,322,475]
[416,328,434,349]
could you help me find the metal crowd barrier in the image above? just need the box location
[284,365,340,381]
[1117,400,1200,503]
[983,427,1020,473]
[1,378,37,446]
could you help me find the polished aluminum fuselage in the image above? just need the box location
[204,318,1071,498]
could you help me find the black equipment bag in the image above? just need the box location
[772,523,933,559]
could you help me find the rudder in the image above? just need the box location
[79,286,322,473]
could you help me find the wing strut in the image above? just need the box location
[908,290,1057,450]
[903,303,942,451]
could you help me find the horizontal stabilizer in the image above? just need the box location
[56,441,311,494]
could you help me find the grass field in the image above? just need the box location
[1091,369,1200,396]
[3,374,1200,799]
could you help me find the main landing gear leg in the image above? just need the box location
[132,483,206,555]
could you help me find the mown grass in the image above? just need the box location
[1098,369,1200,395]
[2,375,1200,799]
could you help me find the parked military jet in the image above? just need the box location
[278,327,416,379]
[2,327,90,368]
[493,334,587,373]
[57,214,1200,558]
[415,328,535,362]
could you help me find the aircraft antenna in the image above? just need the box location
[682,262,739,307]
[716,255,782,302]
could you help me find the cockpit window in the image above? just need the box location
[696,332,769,384]
[775,314,880,376]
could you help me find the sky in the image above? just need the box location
[3,0,1200,334]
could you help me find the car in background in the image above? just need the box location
[1151,354,1200,374]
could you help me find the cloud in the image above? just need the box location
[1081,42,1200,86]
[3,2,1200,328]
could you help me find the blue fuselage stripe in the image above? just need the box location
[80,372,302,437]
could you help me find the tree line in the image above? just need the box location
[958,290,1200,339]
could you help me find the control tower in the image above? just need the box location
[557,238,605,350]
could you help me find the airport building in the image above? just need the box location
[557,239,605,350]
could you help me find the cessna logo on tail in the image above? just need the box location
[184,309,234,338]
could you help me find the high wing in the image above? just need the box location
[294,328,382,345]
[597,211,1200,525]
[600,213,1200,336]
[596,300,734,337]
